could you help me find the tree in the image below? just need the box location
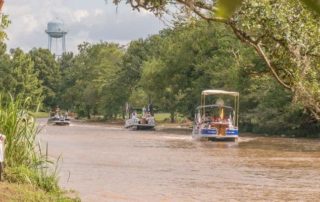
[113,0,320,16]
[6,49,43,104]
[57,52,76,109]
[0,7,10,41]
[121,39,149,88]
[230,1,320,119]
[120,0,320,120]
[0,42,10,93]
[90,43,125,118]
[140,23,247,122]
[29,48,61,107]
[59,42,125,119]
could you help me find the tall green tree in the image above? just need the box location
[135,21,315,134]
[121,39,149,89]
[29,48,61,107]
[59,42,125,119]
[121,37,162,108]
[0,42,10,93]
[140,23,246,122]
[6,49,43,104]
[57,52,76,109]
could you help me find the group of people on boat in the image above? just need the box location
[131,105,153,124]
[192,90,239,140]
[125,103,156,129]
[49,106,69,120]
[128,103,153,117]
[203,98,227,121]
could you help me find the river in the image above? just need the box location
[39,120,320,201]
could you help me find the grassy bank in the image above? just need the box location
[0,182,78,202]
[0,96,79,201]
[30,111,49,118]
[155,113,190,123]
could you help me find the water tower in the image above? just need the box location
[45,21,67,55]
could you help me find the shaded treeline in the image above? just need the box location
[0,22,319,136]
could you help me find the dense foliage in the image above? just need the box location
[0,45,43,106]
[116,0,320,121]
[58,42,127,119]
[0,0,319,137]
[29,48,61,107]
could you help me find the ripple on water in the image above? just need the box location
[38,121,320,202]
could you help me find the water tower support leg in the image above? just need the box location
[48,36,52,51]
[62,35,66,53]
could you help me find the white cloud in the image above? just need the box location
[22,15,39,33]
[72,10,90,22]
[94,9,104,16]
[3,0,167,53]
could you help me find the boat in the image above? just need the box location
[192,90,239,141]
[47,110,70,126]
[124,104,156,130]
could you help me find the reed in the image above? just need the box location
[0,95,59,192]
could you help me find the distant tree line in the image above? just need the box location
[118,0,320,121]
[0,1,319,136]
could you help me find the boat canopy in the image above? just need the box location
[201,90,239,96]
[196,104,233,111]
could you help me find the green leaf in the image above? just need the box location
[216,0,244,19]
[300,0,320,14]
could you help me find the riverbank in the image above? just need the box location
[0,181,79,201]
[0,101,79,202]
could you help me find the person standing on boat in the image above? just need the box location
[142,107,146,117]
[216,98,225,121]
[132,111,137,119]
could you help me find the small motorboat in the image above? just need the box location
[124,104,156,130]
[48,111,70,126]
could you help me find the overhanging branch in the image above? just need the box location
[228,22,291,90]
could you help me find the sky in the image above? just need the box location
[2,0,168,54]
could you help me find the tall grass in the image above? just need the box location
[0,95,59,192]
[0,96,39,167]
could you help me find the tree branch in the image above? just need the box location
[175,0,227,23]
[254,43,291,89]
[228,22,291,90]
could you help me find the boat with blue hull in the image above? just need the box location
[192,90,239,141]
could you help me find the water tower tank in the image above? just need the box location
[46,21,66,38]
[45,20,68,55]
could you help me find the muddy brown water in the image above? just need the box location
[38,119,320,202]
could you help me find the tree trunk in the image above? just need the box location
[170,112,175,123]
[86,105,91,119]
